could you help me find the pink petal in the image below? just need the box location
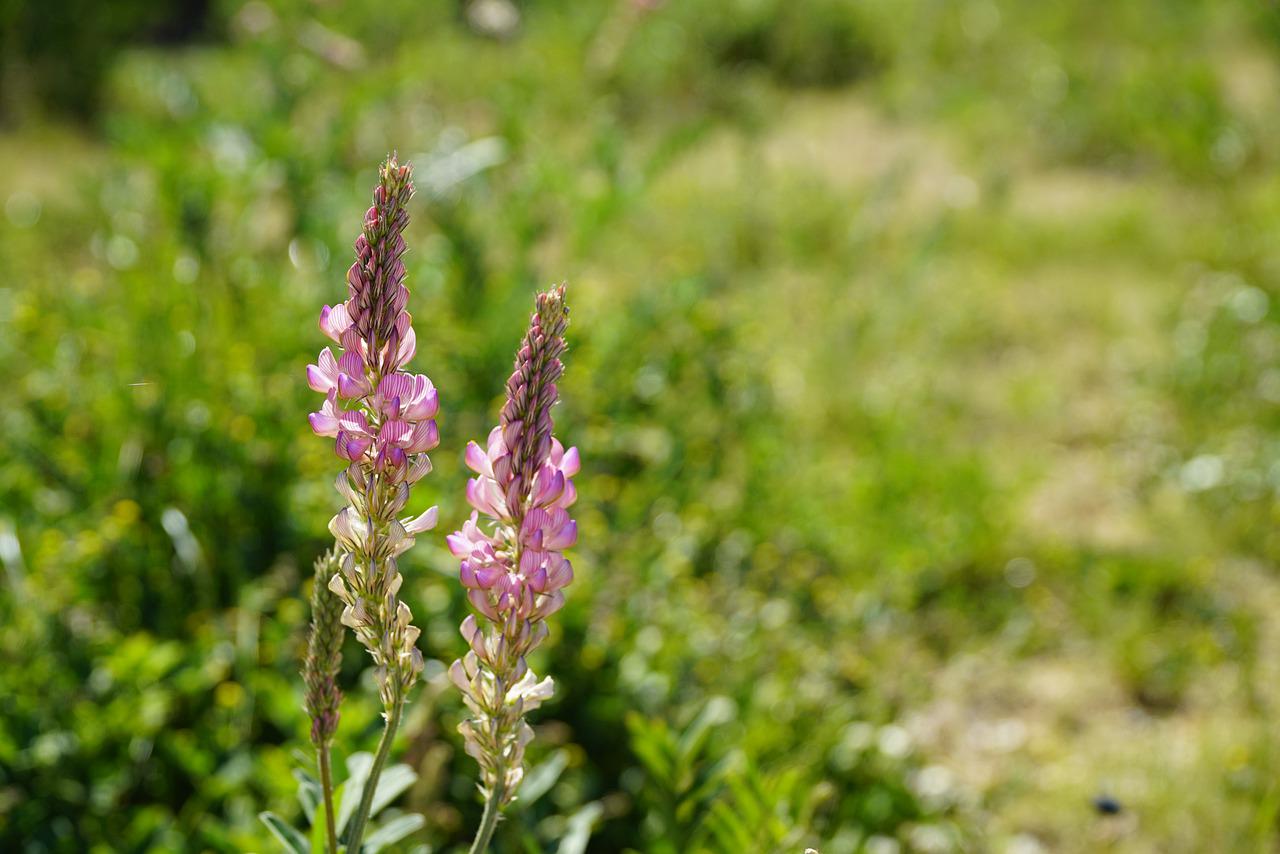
[319,303,353,343]
[404,506,438,535]
[337,373,371,399]
[486,425,505,455]
[338,410,370,435]
[464,441,492,477]
[309,411,339,438]
[336,432,371,461]
[395,327,417,366]
[545,554,573,589]
[405,419,439,453]
[468,589,500,621]
[559,446,581,478]
[545,518,577,551]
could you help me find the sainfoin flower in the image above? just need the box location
[449,284,577,804]
[307,155,438,709]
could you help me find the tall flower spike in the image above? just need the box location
[450,284,577,824]
[306,155,439,852]
[307,154,438,709]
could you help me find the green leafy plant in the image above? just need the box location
[260,752,426,853]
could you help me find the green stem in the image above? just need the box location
[344,699,403,853]
[318,741,338,854]
[467,780,506,854]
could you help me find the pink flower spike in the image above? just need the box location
[307,156,438,750]
[447,284,573,805]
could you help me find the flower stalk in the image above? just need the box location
[307,154,439,853]
[303,549,344,854]
[448,285,578,851]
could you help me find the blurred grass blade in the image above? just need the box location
[259,811,309,854]
[555,802,603,854]
[418,137,507,199]
[517,749,569,807]
[677,697,735,764]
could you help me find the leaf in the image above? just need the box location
[294,768,321,824]
[684,750,740,810]
[703,799,754,853]
[369,764,417,818]
[259,811,310,854]
[311,800,329,854]
[517,750,569,808]
[361,813,427,853]
[627,715,675,784]
[676,698,735,781]
[337,752,375,836]
[556,801,603,854]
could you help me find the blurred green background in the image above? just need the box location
[2,0,1279,851]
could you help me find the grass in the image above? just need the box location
[1,0,1278,851]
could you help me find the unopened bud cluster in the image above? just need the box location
[448,285,578,801]
[303,549,345,746]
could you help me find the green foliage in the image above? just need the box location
[0,0,222,119]
[1,0,1278,851]
[261,755,426,853]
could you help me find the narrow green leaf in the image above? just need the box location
[361,813,426,853]
[677,697,736,764]
[259,811,310,854]
[369,764,417,818]
[629,721,676,785]
[556,802,603,854]
[311,800,328,854]
[294,769,321,824]
[517,750,569,807]
[337,752,375,836]
[684,749,741,809]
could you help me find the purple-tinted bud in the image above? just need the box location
[304,550,344,746]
